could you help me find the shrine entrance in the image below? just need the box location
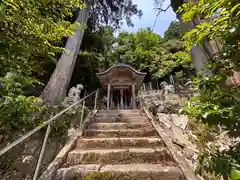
[111,89,131,109]
[97,64,146,110]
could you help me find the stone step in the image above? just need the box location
[95,111,143,117]
[97,109,141,114]
[76,137,164,149]
[56,164,185,180]
[95,113,146,118]
[84,129,158,138]
[87,122,152,130]
[65,148,175,166]
[95,113,144,117]
[93,116,148,123]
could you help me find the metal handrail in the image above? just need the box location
[0,89,97,156]
[0,89,99,180]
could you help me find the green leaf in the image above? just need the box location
[216,16,230,23]
[7,1,19,11]
[231,3,240,14]
[236,10,240,16]
[230,169,240,180]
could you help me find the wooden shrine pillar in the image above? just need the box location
[143,83,146,91]
[110,90,113,109]
[107,84,111,110]
[149,82,153,91]
[132,83,136,109]
[124,90,127,109]
[120,89,124,109]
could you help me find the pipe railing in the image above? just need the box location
[0,89,99,180]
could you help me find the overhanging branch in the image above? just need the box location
[152,1,172,31]
[154,4,171,15]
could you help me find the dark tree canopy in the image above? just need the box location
[88,0,143,30]
[170,0,184,12]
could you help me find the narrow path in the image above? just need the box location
[55,110,186,180]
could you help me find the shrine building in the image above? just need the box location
[96,64,146,110]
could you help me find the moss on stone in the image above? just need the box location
[81,171,185,180]
[83,172,115,180]
[67,150,175,165]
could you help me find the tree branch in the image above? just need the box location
[152,2,172,31]
[154,4,171,15]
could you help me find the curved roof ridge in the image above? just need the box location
[96,64,147,76]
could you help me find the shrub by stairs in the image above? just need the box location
[54,110,186,180]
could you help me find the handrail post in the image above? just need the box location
[33,124,51,180]
[80,99,85,131]
[94,89,99,110]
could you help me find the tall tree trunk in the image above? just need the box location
[173,0,222,76]
[41,2,91,105]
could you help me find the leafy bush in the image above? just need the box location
[47,103,89,137]
[179,0,240,179]
[0,73,45,141]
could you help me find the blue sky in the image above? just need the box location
[119,0,176,37]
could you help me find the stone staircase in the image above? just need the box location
[55,110,186,180]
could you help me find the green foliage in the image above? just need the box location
[46,104,88,137]
[0,0,144,142]
[179,0,240,54]
[179,0,240,179]
[0,0,86,134]
[0,73,45,141]
[231,169,240,180]
[195,142,240,180]
[162,39,185,53]
[115,29,192,80]
[0,72,87,140]
[76,27,192,86]
[88,0,142,30]
[0,0,85,76]
[71,26,118,88]
[164,20,182,41]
